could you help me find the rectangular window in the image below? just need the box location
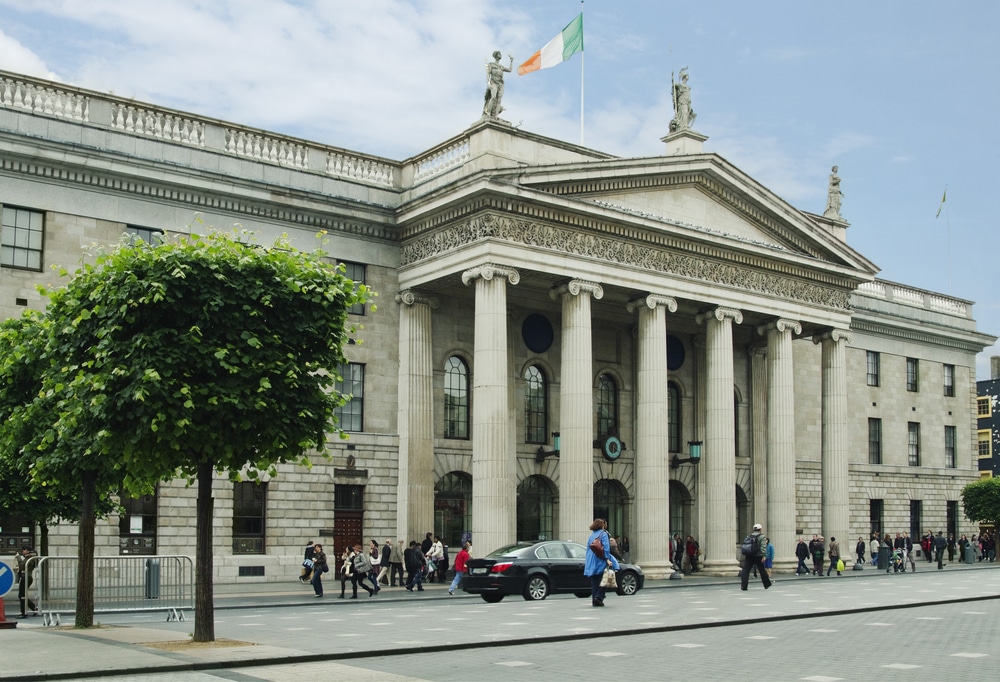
[906,358,919,392]
[943,364,955,397]
[979,397,992,417]
[980,430,993,458]
[334,362,365,432]
[340,261,367,316]
[868,418,882,465]
[232,481,266,554]
[126,225,164,245]
[1,206,44,270]
[947,501,958,540]
[869,499,883,538]
[866,351,880,387]
[334,484,364,511]
[907,422,921,466]
[909,500,921,542]
[945,425,956,469]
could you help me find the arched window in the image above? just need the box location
[435,472,472,548]
[517,475,555,542]
[668,382,681,453]
[524,365,547,444]
[596,374,618,437]
[444,356,469,439]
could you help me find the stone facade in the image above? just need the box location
[0,69,995,580]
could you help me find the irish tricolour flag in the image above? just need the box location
[517,14,583,75]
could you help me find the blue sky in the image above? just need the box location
[1,0,997,376]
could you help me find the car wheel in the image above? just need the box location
[616,570,639,596]
[523,575,549,601]
[574,591,590,598]
[481,593,505,603]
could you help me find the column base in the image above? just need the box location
[697,559,741,577]
[636,561,675,580]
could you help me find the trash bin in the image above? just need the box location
[145,558,160,600]
[964,546,975,564]
[877,549,889,571]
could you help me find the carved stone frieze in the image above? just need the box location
[401,214,852,310]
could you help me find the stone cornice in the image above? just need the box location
[0,151,396,242]
[403,213,852,311]
[849,319,991,353]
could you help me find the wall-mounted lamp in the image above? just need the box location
[671,441,702,469]
[536,432,560,464]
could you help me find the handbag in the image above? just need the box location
[302,559,314,569]
[589,535,606,559]
[600,567,617,589]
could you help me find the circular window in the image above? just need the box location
[522,313,554,353]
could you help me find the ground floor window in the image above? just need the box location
[517,475,555,542]
[232,481,266,554]
[435,472,471,548]
[594,479,627,541]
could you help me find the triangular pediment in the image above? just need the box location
[501,153,877,275]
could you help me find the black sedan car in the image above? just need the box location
[461,540,644,602]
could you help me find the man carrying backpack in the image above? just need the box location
[740,523,772,591]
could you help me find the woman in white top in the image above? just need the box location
[426,536,444,582]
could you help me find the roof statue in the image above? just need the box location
[823,165,844,221]
[483,51,514,119]
[669,67,697,133]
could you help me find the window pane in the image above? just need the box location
[596,374,618,437]
[524,365,547,444]
[444,356,469,439]
[334,363,364,432]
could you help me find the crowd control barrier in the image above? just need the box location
[35,555,194,626]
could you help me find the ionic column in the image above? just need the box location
[462,264,520,552]
[552,279,603,545]
[815,328,852,562]
[395,289,438,543]
[695,306,742,575]
[627,293,677,578]
[758,318,802,573]
[749,345,768,536]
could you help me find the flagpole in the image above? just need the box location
[580,0,585,146]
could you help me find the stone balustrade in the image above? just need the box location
[326,152,394,187]
[112,103,205,146]
[856,280,970,318]
[0,75,89,121]
[412,137,470,183]
[225,129,308,169]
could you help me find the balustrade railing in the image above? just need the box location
[856,280,969,318]
[413,137,470,183]
[111,103,205,146]
[326,152,394,186]
[0,75,89,121]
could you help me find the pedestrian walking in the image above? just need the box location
[310,543,328,597]
[934,531,947,570]
[585,518,619,607]
[390,538,405,586]
[448,541,471,595]
[377,539,392,585]
[855,536,866,566]
[740,523,772,591]
[826,537,841,576]
[405,540,425,591]
[795,537,810,575]
[299,540,315,583]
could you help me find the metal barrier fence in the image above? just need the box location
[35,555,194,626]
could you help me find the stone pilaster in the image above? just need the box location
[815,328,852,563]
[749,345,768,538]
[758,318,801,572]
[462,265,520,552]
[395,289,438,543]
[695,306,743,575]
[551,279,603,545]
[627,293,677,578]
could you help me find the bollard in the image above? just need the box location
[0,598,16,629]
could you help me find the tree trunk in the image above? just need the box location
[193,461,215,642]
[75,470,96,628]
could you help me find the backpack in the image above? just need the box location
[741,534,758,557]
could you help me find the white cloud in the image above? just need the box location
[0,29,61,81]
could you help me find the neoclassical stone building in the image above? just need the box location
[1,69,994,580]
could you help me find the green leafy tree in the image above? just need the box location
[27,227,370,640]
[961,477,1000,531]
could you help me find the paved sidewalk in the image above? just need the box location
[1,558,996,681]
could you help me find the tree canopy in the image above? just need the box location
[961,476,1000,528]
[0,227,371,637]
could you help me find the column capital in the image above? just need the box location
[549,278,604,301]
[461,263,520,287]
[748,344,768,359]
[812,328,852,345]
[756,318,802,337]
[395,289,439,309]
[626,293,677,314]
[695,306,743,326]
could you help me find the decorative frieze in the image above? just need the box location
[403,214,851,310]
